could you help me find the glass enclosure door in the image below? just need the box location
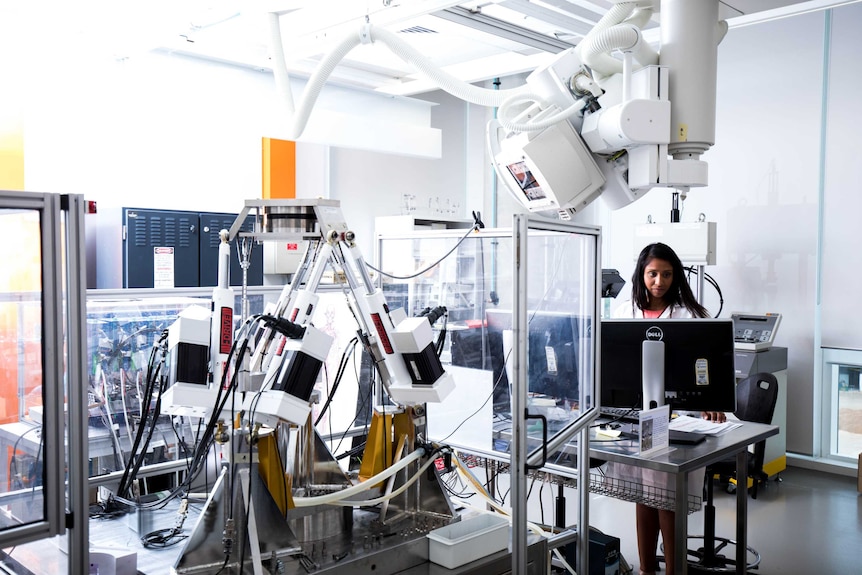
[0,191,81,556]
[376,220,601,466]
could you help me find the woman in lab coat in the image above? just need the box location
[610,242,724,575]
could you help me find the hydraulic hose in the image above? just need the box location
[332,453,439,507]
[291,447,426,507]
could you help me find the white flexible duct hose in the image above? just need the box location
[369,26,527,108]
[580,24,657,77]
[268,13,295,116]
[624,5,655,30]
[291,447,425,507]
[268,17,530,140]
[576,1,636,58]
[497,92,589,133]
[283,32,363,140]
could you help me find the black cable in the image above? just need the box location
[115,314,265,512]
[123,374,168,499]
[141,527,188,548]
[30,432,44,500]
[539,477,546,525]
[141,499,190,548]
[437,349,509,444]
[315,337,359,426]
[8,426,41,490]
[116,330,168,498]
[169,416,193,472]
[684,266,724,317]
[366,224,480,280]
[331,362,374,458]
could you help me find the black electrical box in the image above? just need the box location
[90,207,263,289]
[566,527,621,575]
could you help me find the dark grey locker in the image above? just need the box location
[199,212,263,287]
[123,208,199,288]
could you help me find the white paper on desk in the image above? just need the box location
[669,414,742,435]
[639,405,670,457]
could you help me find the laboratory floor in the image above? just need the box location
[586,466,861,575]
[0,466,858,574]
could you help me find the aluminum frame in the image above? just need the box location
[0,192,88,573]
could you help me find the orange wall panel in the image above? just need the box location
[262,137,296,199]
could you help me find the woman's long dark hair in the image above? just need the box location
[631,242,709,318]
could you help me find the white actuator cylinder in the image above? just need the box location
[211,234,235,388]
[660,0,720,159]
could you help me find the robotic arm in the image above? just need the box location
[489,0,728,217]
[235,200,454,428]
[269,0,727,217]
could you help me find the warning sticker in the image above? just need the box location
[153,247,174,288]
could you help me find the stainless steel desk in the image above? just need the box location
[588,421,778,575]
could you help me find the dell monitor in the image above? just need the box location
[600,318,736,413]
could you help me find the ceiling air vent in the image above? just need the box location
[398,25,438,34]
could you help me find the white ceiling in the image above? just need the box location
[152,0,849,96]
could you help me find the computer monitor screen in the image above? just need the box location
[600,318,736,412]
[485,309,590,411]
[506,161,547,201]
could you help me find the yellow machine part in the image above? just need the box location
[257,432,294,514]
[359,410,415,484]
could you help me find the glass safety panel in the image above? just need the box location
[0,208,48,530]
[377,223,599,467]
[85,296,208,481]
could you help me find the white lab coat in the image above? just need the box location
[611,300,696,319]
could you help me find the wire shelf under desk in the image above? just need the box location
[455,452,702,514]
[590,473,702,514]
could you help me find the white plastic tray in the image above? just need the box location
[427,514,509,569]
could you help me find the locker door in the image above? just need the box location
[199,212,263,287]
[124,208,199,288]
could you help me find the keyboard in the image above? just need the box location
[599,406,641,423]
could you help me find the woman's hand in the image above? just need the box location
[701,411,726,423]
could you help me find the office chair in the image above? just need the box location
[686,372,779,573]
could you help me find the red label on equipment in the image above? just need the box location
[286,243,299,251]
[219,307,233,354]
[290,308,299,322]
[276,337,287,356]
[371,313,394,354]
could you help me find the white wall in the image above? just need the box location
[330,90,485,257]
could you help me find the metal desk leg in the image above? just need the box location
[675,470,689,575]
[736,449,749,574]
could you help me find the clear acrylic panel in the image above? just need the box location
[377,224,598,463]
[0,208,47,529]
